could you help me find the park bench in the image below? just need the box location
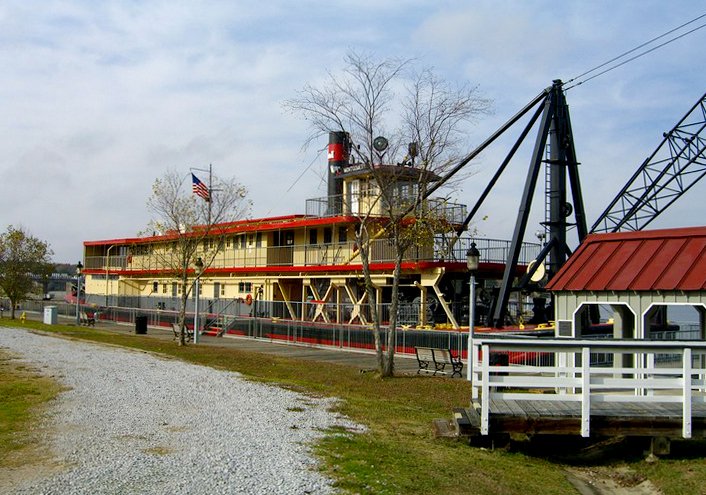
[80,311,95,326]
[415,347,463,377]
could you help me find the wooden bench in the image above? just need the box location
[79,311,95,326]
[415,347,463,377]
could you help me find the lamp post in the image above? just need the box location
[105,245,114,307]
[193,257,203,344]
[75,261,83,325]
[466,243,480,383]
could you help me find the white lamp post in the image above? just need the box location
[466,243,480,383]
[193,257,203,344]
[75,261,83,325]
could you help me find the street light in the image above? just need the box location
[75,261,83,325]
[466,243,480,383]
[193,257,203,344]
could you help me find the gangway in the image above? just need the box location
[455,336,706,443]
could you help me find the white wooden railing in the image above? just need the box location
[470,337,706,438]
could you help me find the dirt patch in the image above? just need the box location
[565,466,663,495]
[0,458,68,493]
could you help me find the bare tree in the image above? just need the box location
[145,170,250,345]
[0,225,53,319]
[285,51,491,376]
[404,68,492,181]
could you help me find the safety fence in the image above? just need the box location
[12,298,471,358]
[83,236,542,273]
[470,336,706,438]
[11,299,702,371]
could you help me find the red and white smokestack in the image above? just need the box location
[327,131,350,173]
[327,131,350,205]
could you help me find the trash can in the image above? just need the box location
[135,315,148,334]
[43,306,57,325]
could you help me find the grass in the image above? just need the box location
[0,347,63,467]
[2,318,705,494]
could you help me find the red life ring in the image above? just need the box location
[245,294,253,305]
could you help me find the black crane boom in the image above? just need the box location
[591,91,706,233]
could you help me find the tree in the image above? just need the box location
[0,226,53,319]
[285,51,491,376]
[145,170,250,345]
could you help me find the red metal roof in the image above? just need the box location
[546,226,706,292]
[83,215,359,247]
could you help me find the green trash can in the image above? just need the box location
[135,315,148,334]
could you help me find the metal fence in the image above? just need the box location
[10,298,470,358]
[305,192,467,224]
[8,298,704,371]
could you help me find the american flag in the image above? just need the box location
[191,173,210,201]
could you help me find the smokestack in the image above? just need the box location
[327,131,350,213]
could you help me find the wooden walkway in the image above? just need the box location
[456,398,706,438]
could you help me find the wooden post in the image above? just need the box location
[581,347,591,438]
[683,347,692,439]
[481,344,490,435]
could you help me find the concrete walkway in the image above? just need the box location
[23,311,425,376]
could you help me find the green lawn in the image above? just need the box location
[1,319,704,494]
[0,347,63,467]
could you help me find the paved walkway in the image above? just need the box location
[22,311,424,375]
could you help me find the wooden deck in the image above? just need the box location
[456,398,706,438]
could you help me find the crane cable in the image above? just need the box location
[565,12,706,90]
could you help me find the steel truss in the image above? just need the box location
[591,91,706,233]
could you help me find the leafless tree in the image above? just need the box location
[285,51,492,376]
[145,170,250,345]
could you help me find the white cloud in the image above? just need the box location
[1,0,705,260]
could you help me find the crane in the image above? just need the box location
[591,91,706,233]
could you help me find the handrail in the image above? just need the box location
[472,336,706,350]
[84,237,541,273]
[470,337,706,439]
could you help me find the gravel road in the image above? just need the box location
[0,328,362,494]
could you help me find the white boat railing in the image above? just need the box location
[470,337,706,438]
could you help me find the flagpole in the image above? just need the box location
[208,163,212,225]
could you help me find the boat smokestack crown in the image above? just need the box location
[327,131,350,172]
[327,131,350,209]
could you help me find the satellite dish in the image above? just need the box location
[527,260,546,283]
[373,136,389,152]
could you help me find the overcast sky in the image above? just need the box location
[2,1,705,262]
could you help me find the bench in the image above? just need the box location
[415,347,463,377]
[80,311,95,326]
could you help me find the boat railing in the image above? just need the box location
[84,237,541,272]
[305,193,467,224]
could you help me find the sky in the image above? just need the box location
[2,1,705,262]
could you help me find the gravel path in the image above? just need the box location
[0,328,362,494]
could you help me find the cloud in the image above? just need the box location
[1,0,704,261]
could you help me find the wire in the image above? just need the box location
[565,13,706,90]
[287,147,325,193]
[261,147,325,218]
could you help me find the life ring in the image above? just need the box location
[245,294,253,305]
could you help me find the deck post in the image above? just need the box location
[471,341,479,401]
[581,346,591,437]
[481,344,490,435]
[683,347,692,439]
